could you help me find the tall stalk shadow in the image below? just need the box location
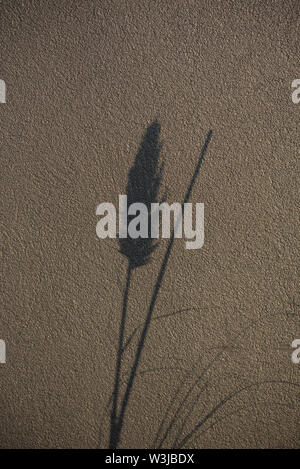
[109,120,164,448]
[111,129,213,448]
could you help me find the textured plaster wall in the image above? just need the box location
[0,0,299,448]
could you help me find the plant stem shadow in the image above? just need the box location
[108,126,212,448]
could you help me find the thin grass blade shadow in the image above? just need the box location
[154,318,258,448]
[176,380,300,448]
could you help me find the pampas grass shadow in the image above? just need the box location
[107,122,212,448]
[99,122,299,449]
[109,120,164,448]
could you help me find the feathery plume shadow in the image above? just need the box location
[119,119,163,268]
[109,120,164,448]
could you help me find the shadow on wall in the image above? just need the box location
[108,120,212,448]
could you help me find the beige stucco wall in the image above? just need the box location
[0,0,299,448]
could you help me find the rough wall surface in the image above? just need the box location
[0,0,299,448]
